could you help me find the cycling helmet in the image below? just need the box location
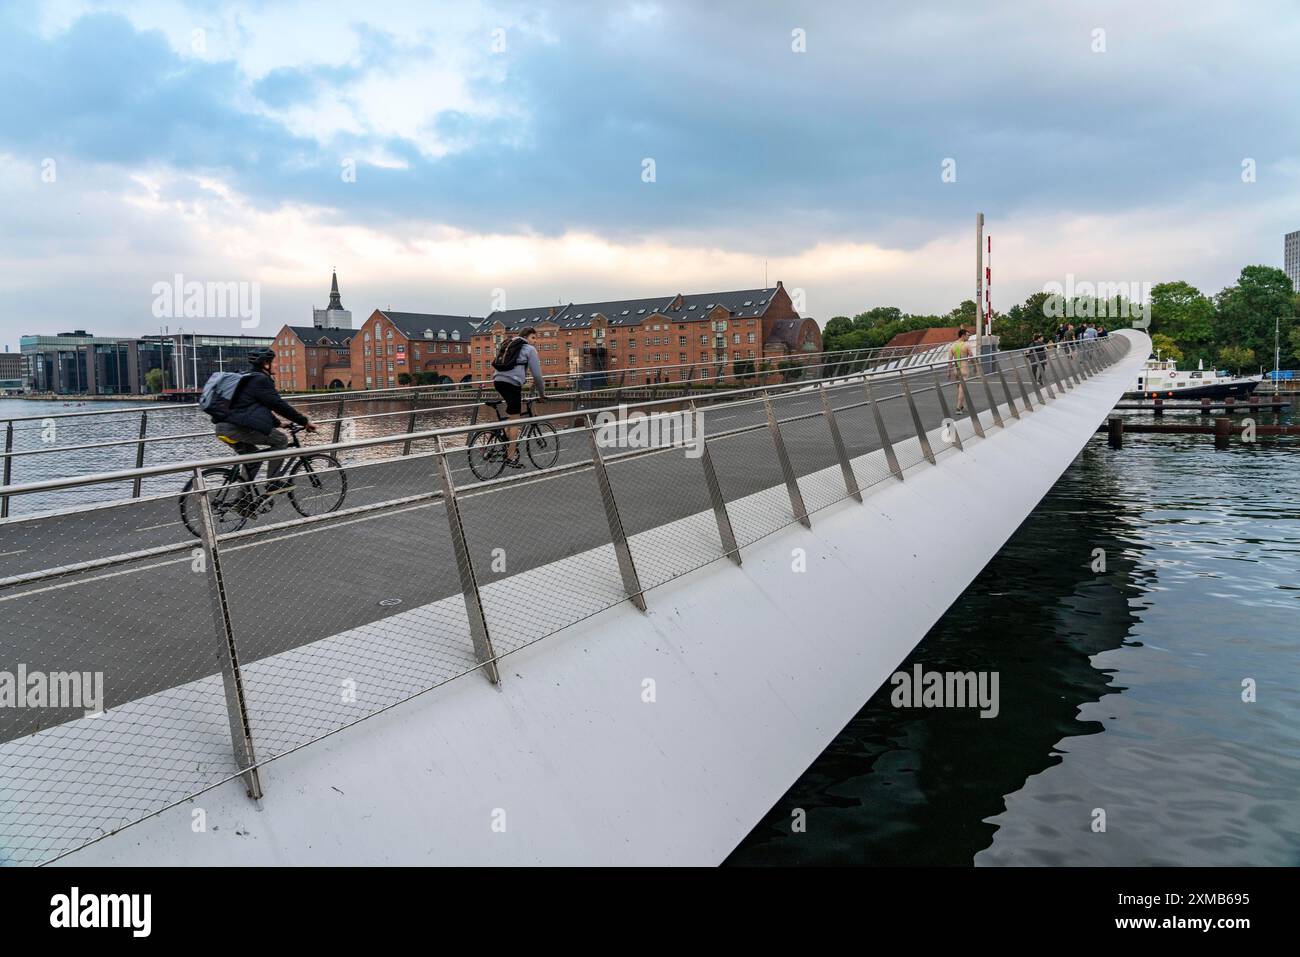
[247,348,276,366]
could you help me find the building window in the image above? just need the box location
[733,333,741,344]
[678,336,687,346]
[747,332,755,343]
[699,334,708,346]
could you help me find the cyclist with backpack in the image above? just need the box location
[490,326,546,468]
[201,349,316,506]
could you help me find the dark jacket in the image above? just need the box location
[226,370,307,434]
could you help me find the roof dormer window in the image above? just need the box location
[424,329,433,339]
[438,329,447,340]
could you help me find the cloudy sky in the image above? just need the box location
[1,0,1297,347]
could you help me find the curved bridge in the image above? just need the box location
[0,331,1148,865]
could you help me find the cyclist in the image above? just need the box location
[490,326,547,468]
[215,349,317,505]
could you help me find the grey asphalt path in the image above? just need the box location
[0,363,1033,742]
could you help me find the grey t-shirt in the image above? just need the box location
[492,339,544,390]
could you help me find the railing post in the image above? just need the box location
[330,397,345,443]
[1,420,12,519]
[1050,349,1072,391]
[761,391,811,527]
[973,362,1005,428]
[470,386,484,425]
[690,401,741,564]
[402,397,418,456]
[434,436,500,684]
[584,417,647,611]
[131,411,149,497]
[1066,347,1083,386]
[899,372,937,464]
[1036,349,1057,400]
[1008,353,1029,408]
[1017,353,1043,408]
[819,385,862,502]
[191,467,263,800]
[1024,356,1045,408]
[930,366,964,451]
[863,376,904,480]
[994,360,1021,420]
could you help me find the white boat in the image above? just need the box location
[1126,356,1261,400]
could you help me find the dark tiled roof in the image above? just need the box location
[482,305,569,327]
[673,288,777,319]
[564,296,675,328]
[377,312,483,342]
[484,286,783,333]
[285,325,355,345]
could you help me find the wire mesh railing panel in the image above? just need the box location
[455,438,628,656]
[874,394,926,473]
[222,458,480,760]
[0,495,242,865]
[602,443,725,590]
[827,399,895,491]
[702,427,794,547]
[766,393,845,516]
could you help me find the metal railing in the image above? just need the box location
[0,342,951,517]
[0,334,1130,865]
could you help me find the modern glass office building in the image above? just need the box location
[20,331,274,395]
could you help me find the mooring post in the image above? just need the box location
[1154,397,1163,418]
[1214,416,1231,449]
[1107,416,1123,450]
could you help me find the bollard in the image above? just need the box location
[1107,416,1123,450]
[1153,397,1163,418]
[1201,397,1211,414]
[1214,416,1230,449]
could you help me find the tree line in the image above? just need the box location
[823,266,1300,373]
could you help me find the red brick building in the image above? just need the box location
[468,281,822,385]
[351,310,480,390]
[270,325,357,392]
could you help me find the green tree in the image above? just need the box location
[144,367,164,393]
[1216,345,1256,373]
[397,372,412,386]
[1214,266,1293,360]
[1150,333,1183,362]
[1151,281,1215,366]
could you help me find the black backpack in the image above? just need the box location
[491,337,528,372]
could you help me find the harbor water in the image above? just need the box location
[729,411,1300,865]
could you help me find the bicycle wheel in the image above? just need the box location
[467,428,507,481]
[524,421,561,470]
[288,454,348,517]
[179,467,249,538]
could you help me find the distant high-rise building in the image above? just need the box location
[1286,231,1300,292]
[313,270,353,329]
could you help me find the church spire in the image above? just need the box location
[328,269,343,310]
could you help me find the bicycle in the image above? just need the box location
[465,398,561,481]
[179,423,348,538]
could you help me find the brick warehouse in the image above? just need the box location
[273,279,821,391]
[351,310,480,390]
[272,326,357,392]
[468,282,822,385]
